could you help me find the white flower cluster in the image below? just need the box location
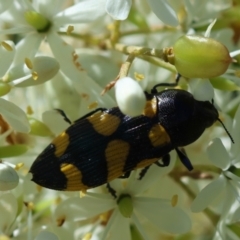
[0,0,239,240]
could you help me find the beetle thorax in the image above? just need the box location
[156,89,219,147]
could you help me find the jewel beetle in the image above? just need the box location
[29,83,231,191]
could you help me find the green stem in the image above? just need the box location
[119,54,136,78]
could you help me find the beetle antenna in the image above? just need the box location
[217,118,234,144]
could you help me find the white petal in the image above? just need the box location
[204,19,217,38]
[191,175,226,212]
[42,110,70,135]
[131,213,151,240]
[232,206,240,222]
[14,32,42,65]
[47,32,115,110]
[134,197,192,234]
[37,0,66,18]
[230,50,240,58]
[105,210,131,240]
[106,0,131,20]
[54,193,115,221]
[0,98,30,132]
[115,77,146,117]
[0,193,18,229]
[0,163,19,191]
[14,56,60,87]
[126,153,176,195]
[225,171,240,182]
[0,41,15,77]
[54,0,106,25]
[188,78,214,101]
[0,26,33,35]
[0,0,14,13]
[231,104,240,157]
[221,182,237,217]
[207,138,231,170]
[35,231,59,240]
[147,0,178,26]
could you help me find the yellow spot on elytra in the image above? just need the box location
[142,98,157,118]
[25,58,33,69]
[135,158,158,169]
[52,132,69,157]
[148,124,170,147]
[88,101,98,109]
[32,71,38,80]
[88,112,121,136]
[26,105,34,115]
[1,41,13,51]
[105,140,130,181]
[134,72,144,81]
[171,194,178,207]
[67,25,74,34]
[60,163,88,191]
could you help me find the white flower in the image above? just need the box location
[105,0,178,26]
[191,104,240,238]
[9,56,60,87]
[54,164,191,239]
[0,0,114,109]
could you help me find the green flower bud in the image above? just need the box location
[29,117,53,137]
[0,82,11,96]
[166,35,232,78]
[24,11,51,32]
[117,194,133,218]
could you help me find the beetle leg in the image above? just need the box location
[175,148,193,171]
[55,109,72,125]
[106,183,117,199]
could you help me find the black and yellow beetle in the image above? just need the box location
[29,83,230,191]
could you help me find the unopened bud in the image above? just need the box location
[115,77,146,117]
[166,35,232,78]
